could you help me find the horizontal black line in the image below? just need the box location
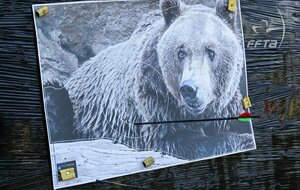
[134,116,260,125]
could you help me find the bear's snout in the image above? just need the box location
[180,80,208,114]
[180,80,197,100]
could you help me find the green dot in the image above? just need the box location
[238,118,251,122]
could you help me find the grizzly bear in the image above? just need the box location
[53,0,255,160]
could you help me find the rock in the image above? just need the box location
[37,29,78,85]
[34,0,215,84]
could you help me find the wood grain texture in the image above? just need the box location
[50,139,187,189]
[0,0,299,189]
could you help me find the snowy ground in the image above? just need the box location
[50,139,187,189]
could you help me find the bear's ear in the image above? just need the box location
[215,0,238,33]
[160,0,182,26]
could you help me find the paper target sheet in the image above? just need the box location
[33,0,256,189]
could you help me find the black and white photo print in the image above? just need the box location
[33,0,256,188]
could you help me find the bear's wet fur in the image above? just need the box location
[65,0,255,160]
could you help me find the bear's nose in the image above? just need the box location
[180,80,197,100]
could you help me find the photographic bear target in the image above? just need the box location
[34,0,256,188]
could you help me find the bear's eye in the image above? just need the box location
[178,50,187,61]
[206,48,215,61]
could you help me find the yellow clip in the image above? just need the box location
[59,168,76,181]
[228,0,237,12]
[36,6,49,17]
[243,97,252,109]
[143,157,155,168]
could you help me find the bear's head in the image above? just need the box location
[157,0,244,115]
